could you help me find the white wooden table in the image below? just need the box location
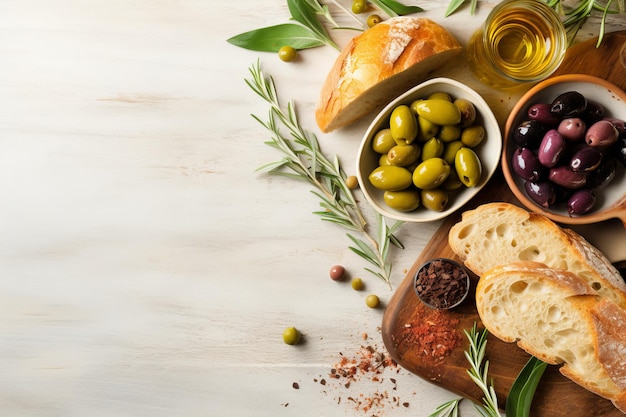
[1,1,624,416]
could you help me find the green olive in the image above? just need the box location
[365,294,380,308]
[387,144,421,167]
[421,137,444,160]
[438,125,461,143]
[461,125,486,147]
[454,98,477,128]
[421,189,449,211]
[378,154,391,166]
[428,91,452,101]
[351,0,367,13]
[442,169,463,191]
[414,99,462,126]
[383,189,420,212]
[368,165,413,191]
[455,147,482,187]
[372,128,396,154]
[412,158,450,190]
[283,327,301,345]
[442,141,464,166]
[390,105,418,145]
[367,14,382,27]
[351,277,364,290]
[278,46,297,62]
[416,115,439,142]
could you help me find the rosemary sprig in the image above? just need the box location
[428,398,462,417]
[245,60,403,288]
[464,323,500,417]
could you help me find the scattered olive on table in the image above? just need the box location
[282,326,301,345]
[510,90,625,216]
[351,277,364,290]
[329,264,346,281]
[367,14,382,28]
[365,294,380,308]
[278,45,297,62]
[351,0,367,13]
[367,92,486,213]
[345,175,359,190]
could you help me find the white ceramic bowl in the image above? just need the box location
[356,78,502,222]
[503,74,626,225]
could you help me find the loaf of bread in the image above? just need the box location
[448,202,626,309]
[315,17,462,133]
[476,262,626,413]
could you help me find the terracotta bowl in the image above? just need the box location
[356,78,501,222]
[503,74,626,226]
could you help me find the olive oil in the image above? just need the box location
[467,0,567,89]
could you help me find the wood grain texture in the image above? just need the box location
[382,31,626,417]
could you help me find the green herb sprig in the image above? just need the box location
[464,323,501,417]
[228,0,424,53]
[245,61,403,288]
[227,0,340,52]
[428,398,462,417]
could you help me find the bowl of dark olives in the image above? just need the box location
[356,78,501,222]
[503,74,626,225]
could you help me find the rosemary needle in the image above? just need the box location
[245,60,403,289]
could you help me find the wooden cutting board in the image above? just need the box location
[381,31,626,417]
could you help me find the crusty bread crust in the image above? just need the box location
[315,17,462,133]
[476,262,626,413]
[448,202,626,308]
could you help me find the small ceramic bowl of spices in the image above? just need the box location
[414,258,470,310]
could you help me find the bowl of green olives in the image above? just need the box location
[356,78,502,222]
[503,74,626,225]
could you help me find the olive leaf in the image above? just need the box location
[287,0,340,49]
[371,0,424,16]
[444,0,477,17]
[227,23,325,52]
[505,356,547,417]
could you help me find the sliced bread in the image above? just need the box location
[448,202,626,309]
[476,262,626,413]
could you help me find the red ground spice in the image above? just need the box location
[319,334,409,414]
[393,308,462,365]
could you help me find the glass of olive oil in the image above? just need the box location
[467,0,567,89]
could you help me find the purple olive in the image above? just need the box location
[613,137,626,166]
[570,146,603,172]
[586,120,619,148]
[587,158,616,188]
[567,189,596,216]
[550,91,587,117]
[557,118,586,142]
[537,129,565,168]
[513,120,546,148]
[548,165,587,189]
[527,103,560,125]
[512,147,543,182]
[603,117,626,134]
[582,99,605,123]
[525,181,556,208]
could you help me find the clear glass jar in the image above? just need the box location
[466,0,568,89]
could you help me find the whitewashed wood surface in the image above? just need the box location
[1,1,624,416]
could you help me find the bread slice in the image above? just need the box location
[315,17,461,133]
[476,262,626,413]
[448,202,626,309]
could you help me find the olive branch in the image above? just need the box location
[245,60,403,289]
